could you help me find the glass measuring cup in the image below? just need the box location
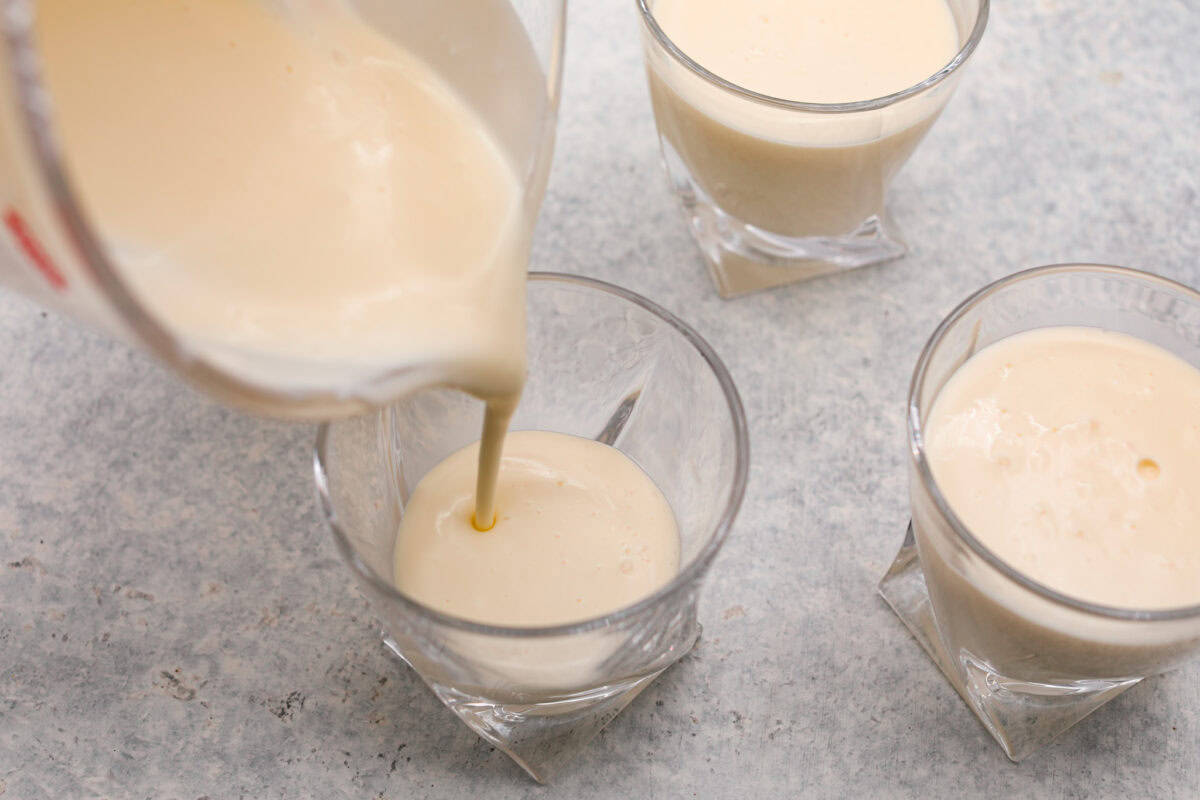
[0,0,564,418]
[314,273,750,782]
[881,264,1200,760]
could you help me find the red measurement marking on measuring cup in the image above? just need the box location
[4,208,67,291]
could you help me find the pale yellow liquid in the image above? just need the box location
[39,0,678,617]
[653,0,959,104]
[646,0,962,293]
[36,0,536,525]
[36,0,530,400]
[394,431,680,627]
[927,327,1200,610]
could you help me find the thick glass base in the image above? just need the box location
[878,524,1140,761]
[661,145,906,298]
[383,625,700,783]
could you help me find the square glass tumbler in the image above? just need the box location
[880,264,1200,761]
[314,273,749,782]
[637,0,988,298]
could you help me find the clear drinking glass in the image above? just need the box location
[879,264,1200,761]
[0,0,564,418]
[314,273,750,783]
[637,0,988,297]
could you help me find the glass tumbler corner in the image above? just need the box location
[636,0,989,297]
[315,273,749,783]
[882,264,1200,761]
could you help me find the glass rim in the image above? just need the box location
[313,271,751,638]
[909,262,1200,623]
[636,0,989,113]
[1,0,566,419]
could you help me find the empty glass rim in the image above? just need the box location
[314,271,750,638]
[636,0,989,113]
[909,262,1200,622]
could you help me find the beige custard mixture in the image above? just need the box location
[645,0,962,243]
[927,326,1200,610]
[39,0,682,627]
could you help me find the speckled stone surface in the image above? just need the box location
[2,0,1199,797]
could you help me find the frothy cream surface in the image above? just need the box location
[652,0,959,104]
[36,0,528,400]
[927,327,1200,610]
[394,431,680,627]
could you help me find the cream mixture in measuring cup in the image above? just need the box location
[37,0,530,403]
[32,0,680,625]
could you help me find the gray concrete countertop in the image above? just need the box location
[3,0,1199,797]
